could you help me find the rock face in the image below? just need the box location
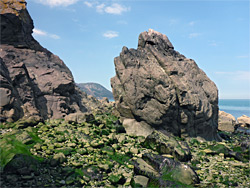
[0,0,87,122]
[218,111,236,132]
[111,29,220,141]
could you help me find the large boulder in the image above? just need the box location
[218,111,236,132]
[111,29,220,141]
[0,0,88,122]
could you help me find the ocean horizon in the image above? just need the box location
[219,99,250,118]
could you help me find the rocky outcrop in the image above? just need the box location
[0,0,87,122]
[218,111,236,132]
[111,29,220,141]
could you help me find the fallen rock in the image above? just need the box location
[0,0,88,122]
[64,112,94,124]
[134,153,199,186]
[144,130,191,162]
[123,118,153,137]
[4,154,39,175]
[133,175,149,187]
[218,111,236,132]
[111,29,220,141]
[237,115,250,128]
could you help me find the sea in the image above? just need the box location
[219,99,250,118]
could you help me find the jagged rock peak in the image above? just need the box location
[0,0,27,15]
[0,0,45,52]
[111,29,220,141]
[138,29,174,49]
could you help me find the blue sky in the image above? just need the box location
[27,0,249,99]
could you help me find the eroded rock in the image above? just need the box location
[0,0,88,122]
[111,29,220,141]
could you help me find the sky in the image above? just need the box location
[26,0,250,99]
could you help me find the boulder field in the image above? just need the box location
[111,29,220,141]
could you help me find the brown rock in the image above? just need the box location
[0,0,88,122]
[111,29,220,141]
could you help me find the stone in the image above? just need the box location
[218,111,236,132]
[144,130,191,162]
[237,115,250,127]
[122,118,153,138]
[50,152,66,167]
[143,153,199,186]
[0,0,89,122]
[64,112,94,124]
[134,158,160,178]
[4,154,39,174]
[133,175,149,187]
[111,29,220,141]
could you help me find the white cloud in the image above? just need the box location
[33,28,60,39]
[36,0,79,7]
[96,3,105,13]
[49,34,60,39]
[215,71,250,81]
[84,1,93,7]
[84,2,130,15]
[105,3,130,15]
[189,33,201,38]
[103,31,119,39]
[33,28,47,36]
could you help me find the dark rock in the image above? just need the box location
[4,154,39,175]
[0,0,88,123]
[144,130,191,162]
[134,153,199,186]
[111,29,220,141]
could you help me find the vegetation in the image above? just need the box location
[0,114,249,187]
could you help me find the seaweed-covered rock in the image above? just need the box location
[144,130,191,162]
[4,154,39,175]
[111,29,220,141]
[134,153,199,186]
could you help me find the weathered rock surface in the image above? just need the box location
[237,115,250,128]
[0,0,87,122]
[111,29,220,141]
[218,111,236,132]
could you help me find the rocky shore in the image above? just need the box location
[0,110,249,187]
[0,1,249,187]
